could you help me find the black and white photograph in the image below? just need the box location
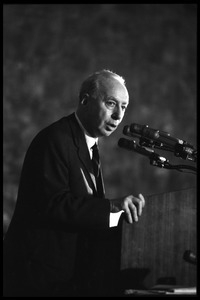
[3,4,197,297]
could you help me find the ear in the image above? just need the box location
[81,93,89,105]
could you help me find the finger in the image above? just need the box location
[123,198,134,224]
[124,208,133,224]
[131,196,143,217]
[137,198,143,217]
[138,193,145,207]
[128,201,138,222]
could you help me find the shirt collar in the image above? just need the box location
[75,112,98,149]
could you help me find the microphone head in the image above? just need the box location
[130,123,144,135]
[118,138,136,150]
[130,123,160,139]
[183,250,196,265]
[123,125,141,138]
[118,138,153,157]
[123,125,131,136]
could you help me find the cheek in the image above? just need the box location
[98,106,110,120]
[88,109,104,127]
[91,107,106,123]
[90,102,111,127]
[98,109,107,120]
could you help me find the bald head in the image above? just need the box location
[79,69,128,103]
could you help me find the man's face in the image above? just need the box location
[85,77,129,137]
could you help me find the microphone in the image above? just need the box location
[118,138,171,168]
[183,250,196,265]
[118,138,154,157]
[123,124,159,140]
[123,124,197,162]
[118,138,168,166]
[123,123,182,147]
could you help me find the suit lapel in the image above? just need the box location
[97,168,105,197]
[68,113,99,194]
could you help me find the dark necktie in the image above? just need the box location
[91,143,104,196]
[91,143,100,178]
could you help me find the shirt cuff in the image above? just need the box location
[109,211,123,227]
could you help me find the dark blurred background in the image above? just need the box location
[3,4,197,235]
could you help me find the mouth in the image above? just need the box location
[106,123,118,131]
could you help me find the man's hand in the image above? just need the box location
[109,193,145,224]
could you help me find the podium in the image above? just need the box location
[120,187,197,291]
[78,187,196,296]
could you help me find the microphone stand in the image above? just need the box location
[138,137,197,163]
[149,153,197,173]
[121,139,197,174]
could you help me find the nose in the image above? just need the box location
[112,106,124,120]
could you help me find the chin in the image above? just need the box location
[104,131,113,137]
[99,128,115,137]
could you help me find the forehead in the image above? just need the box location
[99,76,129,103]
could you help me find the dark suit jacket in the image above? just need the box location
[3,113,121,296]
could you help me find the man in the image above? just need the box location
[3,69,145,297]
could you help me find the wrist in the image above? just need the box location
[109,199,122,213]
[109,199,114,212]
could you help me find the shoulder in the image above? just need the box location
[37,113,75,140]
[28,113,77,151]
